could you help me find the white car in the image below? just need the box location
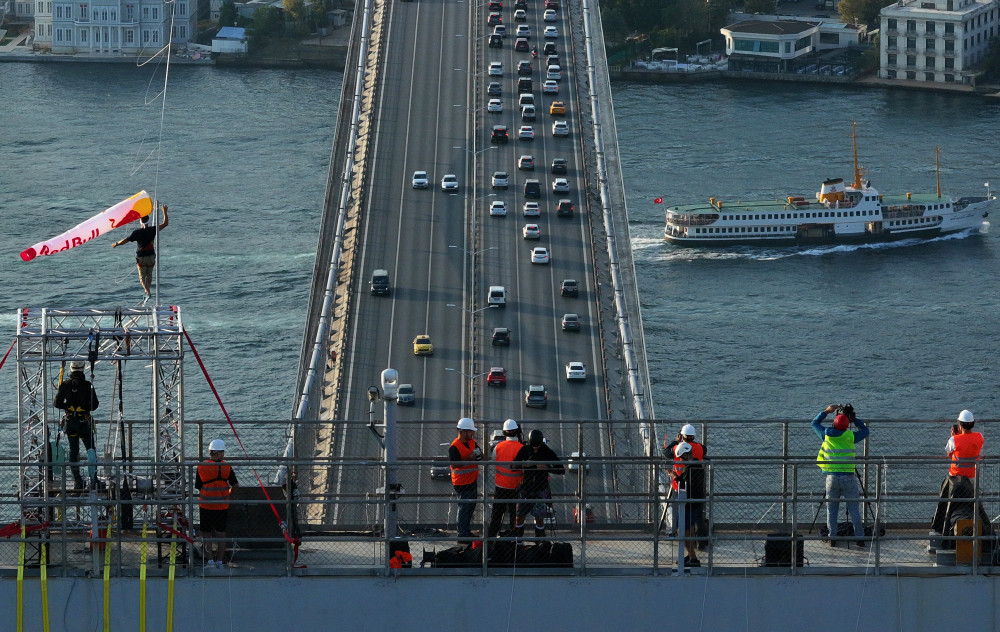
[523,201,541,217]
[412,170,429,189]
[542,80,559,94]
[492,171,509,188]
[543,8,557,21]
[546,66,561,80]
[552,120,569,137]
[515,25,531,38]
[543,26,558,38]
[565,361,586,381]
[488,98,503,113]
[523,223,541,239]
[441,174,459,191]
[530,247,549,264]
[490,200,507,216]
[519,125,534,140]
[489,61,503,76]
[552,177,570,193]
[514,8,527,21]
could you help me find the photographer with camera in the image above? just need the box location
[930,410,989,546]
[812,403,869,547]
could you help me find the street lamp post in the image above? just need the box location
[445,367,490,416]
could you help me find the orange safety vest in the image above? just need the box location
[950,432,984,477]
[494,440,524,489]
[671,441,705,491]
[450,437,479,486]
[198,461,233,510]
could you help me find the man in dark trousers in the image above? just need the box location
[196,439,239,567]
[488,419,524,537]
[673,442,706,567]
[663,424,706,535]
[813,403,869,547]
[449,417,483,539]
[112,203,168,298]
[53,360,99,490]
[512,429,564,539]
[930,409,989,547]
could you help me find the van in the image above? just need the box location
[517,78,532,93]
[523,178,541,198]
[518,93,534,107]
[488,285,507,308]
[369,269,390,296]
[521,104,536,121]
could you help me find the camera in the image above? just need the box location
[837,403,856,422]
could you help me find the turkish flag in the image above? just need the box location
[654,197,663,204]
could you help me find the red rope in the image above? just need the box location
[0,340,15,374]
[183,331,301,558]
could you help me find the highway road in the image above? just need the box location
[328,0,616,530]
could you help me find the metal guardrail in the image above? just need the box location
[3,436,998,577]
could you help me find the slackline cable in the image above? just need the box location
[183,331,303,565]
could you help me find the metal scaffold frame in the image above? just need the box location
[16,306,185,530]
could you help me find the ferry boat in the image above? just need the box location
[663,127,994,247]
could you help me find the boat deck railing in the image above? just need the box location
[2,416,998,577]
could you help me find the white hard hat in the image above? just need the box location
[675,442,692,457]
[503,419,519,431]
[209,439,226,452]
[70,360,86,371]
[680,424,696,437]
[457,418,476,431]
[957,410,975,424]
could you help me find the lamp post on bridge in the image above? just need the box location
[445,367,491,416]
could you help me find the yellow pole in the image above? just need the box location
[166,527,178,632]
[103,522,112,632]
[41,543,50,632]
[16,525,25,632]
[139,524,148,632]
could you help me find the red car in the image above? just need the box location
[486,366,507,386]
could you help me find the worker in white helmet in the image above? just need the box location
[196,438,239,567]
[488,419,524,539]
[661,424,707,536]
[449,418,483,539]
[931,410,989,544]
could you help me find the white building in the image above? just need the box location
[38,0,199,53]
[879,0,999,85]
[211,24,246,52]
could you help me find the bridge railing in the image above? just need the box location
[1,439,997,577]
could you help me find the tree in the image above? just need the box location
[219,0,238,27]
[283,0,307,23]
[839,0,894,27]
[744,0,776,14]
[982,36,1000,82]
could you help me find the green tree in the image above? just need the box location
[839,0,894,26]
[283,0,307,23]
[311,0,332,28]
[982,36,1000,82]
[219,0,238,27]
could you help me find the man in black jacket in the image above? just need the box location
[53,361,99,490]
[112,204,169,298]
[512,429,565,538]
[673,442,706,567]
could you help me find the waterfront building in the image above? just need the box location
[722,18,863,72]
[37,0,200,53]
[878,0,999,85]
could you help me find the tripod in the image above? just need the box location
[809,468,877,535]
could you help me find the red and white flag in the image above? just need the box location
[653,197,663,204]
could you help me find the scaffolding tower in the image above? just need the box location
[16,306,185,535]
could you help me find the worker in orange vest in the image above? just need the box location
[930,410,989,543]
[488,419,524,537]
[196,438,239,567]
[449,418,483,539]
[947,409,983,477]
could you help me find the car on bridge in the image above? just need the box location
[544,0,559,9]
[552,177,570,193]
[514,0,526,8]
[488,285,507,308]
[488,81,502,96]
[556,199,574,216]
[488,12,502,25]
[546,65,561,80]
[549,101,566,115]
[412,335,434,355]
[487,367,507,386]
[514,8,526,21]
[560,279,579,296]
[514,37,530,51]
[489,34,503,48]
[551,157,567,174]
[543,42,557,55]
[522,223,541,239]
[521,104,536,121]
[518,125,534,141]
[543,26,558,38]
[517,60,532,76]
[552,120,569,137]
[429,456,450,479]
[397,383,416,405]
[565,362,586,381]
[531,247,550,264]
[488,0,502,9]
[489,200,507,216]
[492,171,509,188]
[524,384,548,408]
[568,451,590,472]
[489,61,503,76]
[542,80,558,94]
[515,25,531,38]
[491,125,509,143]
[488,98,503,113]
[441,174,459,191]
[493,24,507,38]
[491,327,511,345]
[518,155,534,170]
[561,313,580,331]
[543,8,557,20]
[523,201,540,216]
[523,179,541,198]
[411,170,429,188]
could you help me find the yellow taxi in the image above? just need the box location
[549,101,566,115]
[412,335,434,355]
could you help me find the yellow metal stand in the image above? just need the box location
[103,522,112,632]
[16,525,25,632]
[41,543,50,632]
[140,524,148,632]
